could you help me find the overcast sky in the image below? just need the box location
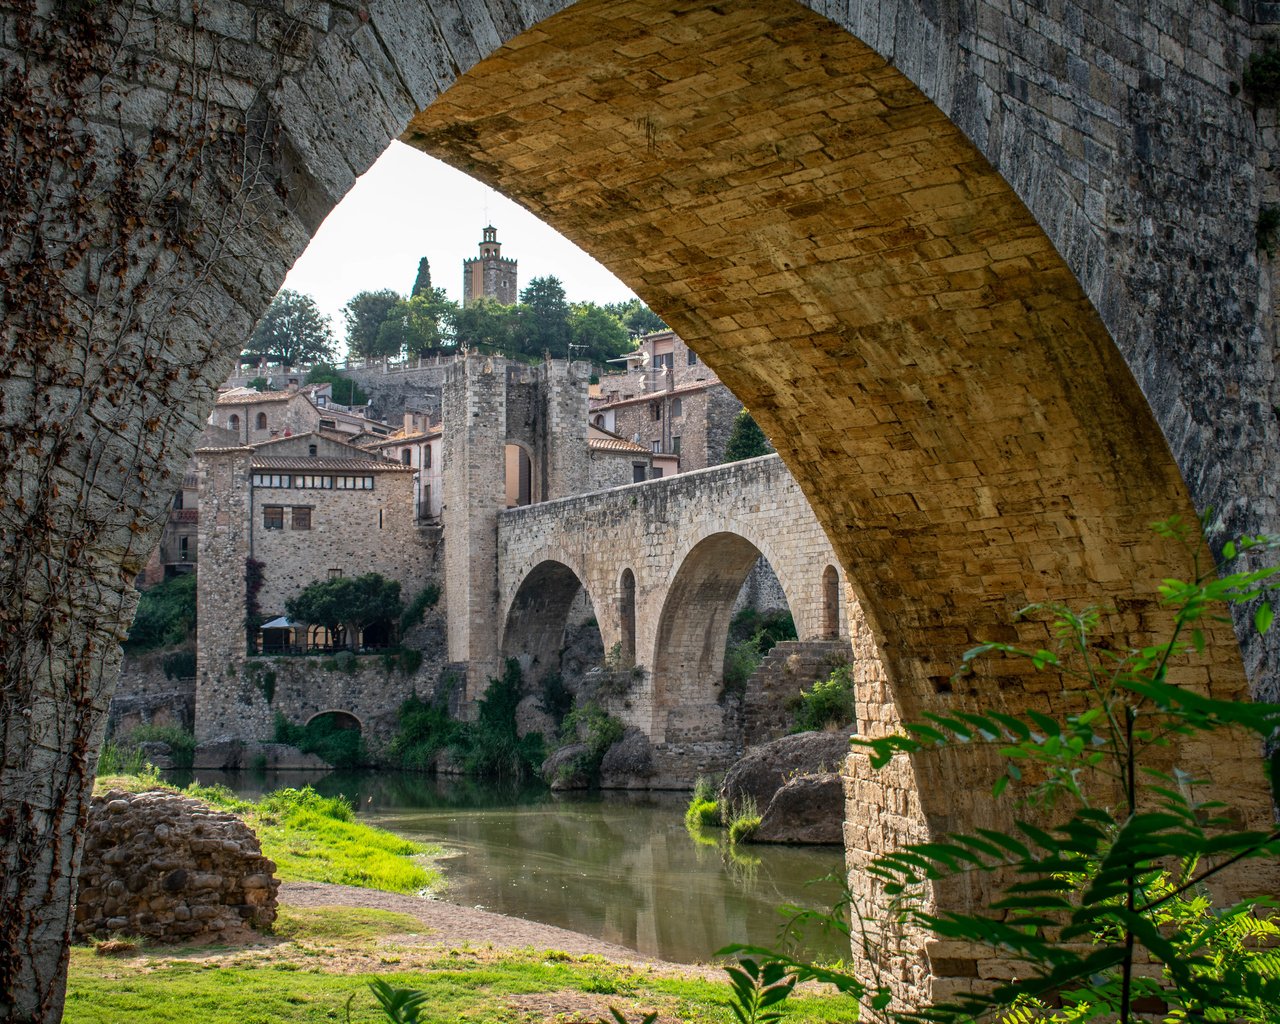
[281,140,639,335]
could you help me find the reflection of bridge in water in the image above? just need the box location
[497,453,864,785]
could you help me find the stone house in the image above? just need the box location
[598,329,716,400]
[364,411,444,520]
[589,380,743,473]
[587,423,662,489]
[210,387,322,445]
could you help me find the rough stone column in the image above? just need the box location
[442,355,506,697]
[193,447,257,742]
[537,359,591,500]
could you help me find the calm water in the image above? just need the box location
[176,769,851,964]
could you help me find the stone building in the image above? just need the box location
[590,381,743,473]
[193,432,436,742]
[364,411,444,520]
[587,423,660,489]
[210,388,322,445]
[462,224,518,306]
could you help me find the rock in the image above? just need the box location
[515,694,555,740]
[191,738,327,770]
[599,728,653,786]
[76,789,278,943]
[135,741,175,770]
[753,773,845,844]
[719,731,850,816]
[191,738,244,769]
[542,743,590,789]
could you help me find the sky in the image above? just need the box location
[281,141,639,334]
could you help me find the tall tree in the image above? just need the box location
[723,408,773,462]
[247,289,334,366]
[454,297,516,355]
[515,275,571,357]
[410,257,432,297]
[342,289,402,359]
[569,302,629,363]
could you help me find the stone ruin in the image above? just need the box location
[76,789,278,942]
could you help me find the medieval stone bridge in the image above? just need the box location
[7,0,1280,1016]
[497,453,852,762]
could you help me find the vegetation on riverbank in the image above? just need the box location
[93,774,440,895]
[64,905,860,1024]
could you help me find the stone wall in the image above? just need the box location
[740,640,852,745]
[106,652,196,739]
[77,790,278,942]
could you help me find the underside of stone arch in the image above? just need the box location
[501,559,596,684]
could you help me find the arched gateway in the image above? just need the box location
[3,1,1277,1018]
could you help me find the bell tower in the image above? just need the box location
[462,224,518,306]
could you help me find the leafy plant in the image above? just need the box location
[287,572,403,651]
[538,672,574,727]
[387,693,460,771]
[160,648,196,679]
[126,724,196,769]
[365,979,428,1023]
[724,515,1280,1022]
[723,958,796,1024]
[125,572,197,651]
[790,664,855,733]
[452,659,544,780]
[558,700,625,783]
[726,796,761,846]
[273,712,366,769]
[399,582,440,633]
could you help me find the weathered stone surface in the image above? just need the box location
[191,738,329,770]
[719,732,851,816]
[542,743,590,790]
[76,790,278,942]
[753,773,844,845]
[599,727,654,786]
[514,694,555,740]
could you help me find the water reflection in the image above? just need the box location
[175,769,849,964]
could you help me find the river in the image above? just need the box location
[175,769,852,964]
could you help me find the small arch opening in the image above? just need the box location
[255,412,268,430]
[822,564,840,640]
[505,443,532,507]
[619,568,636,665]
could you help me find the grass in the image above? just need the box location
[93,775,441,895]
[64,906,863,1023]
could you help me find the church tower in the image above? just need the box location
[462,225,518,306]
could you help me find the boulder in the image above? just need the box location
[754,773,845,844]
[599,727,654,786]
[135,741,175,771]
[542,743,590,790]
[719,731,850,815]
[191,738,327,770]
[515,694,555,740]
[77,789,278,942]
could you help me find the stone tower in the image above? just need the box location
[462,225,518,306]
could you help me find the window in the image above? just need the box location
[308,444,317,456]
[172,490,184,510]
[253,473,292,488]
[255,412,267,430]
[228,414,240,430]
[424,444,432,468]
[292,507,311,530]
[651,440,662,453]
[263,506,284,530]
[655,352,673,369]
[687,349,698,366]
[651,401,661,420]
[632,463,646,483]
[179,536,189,560]
[320,418,336,429]
[328,567,342,579]
[650,467,664,479]
[334,475,374,490]
[672,435,681,456]
[402,448,412,465]
[672,397,682,418]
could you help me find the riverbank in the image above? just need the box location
[65,884,862,1024]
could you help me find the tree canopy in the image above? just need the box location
[305,364,368,406]
[604,297,666,337]
[723,409,773,462]
[410,257,432,297]
[285,573,403,650]
[342,289,402,359]
[247,289,335,366]
[515,275,572,358]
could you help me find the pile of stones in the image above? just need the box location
[75,789,278,942]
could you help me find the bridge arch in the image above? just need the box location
[500,557,603,684]
[305,709,363,733]
[6,0,1277,1016]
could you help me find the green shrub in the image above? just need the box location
[125,573,197,651]
[399,582,440,633]
[726,796,760,846]
[692,774,717,805]
[387,693,459,771]
[538,672,574,727]
[379,647,423,675]
[453,660,544,781]
[557,700,625,783]
[684,798,720,830]
[273,712,367,769]
[128,724,196,769]
[790,664,855,733]
[722,634,763,692]
[96,741,147,777]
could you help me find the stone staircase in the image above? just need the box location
[741,639,851,745]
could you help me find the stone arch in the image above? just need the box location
[649,531,788,744]
[255,412,267,430]
[305,709,362,733]
[500,558,601,684]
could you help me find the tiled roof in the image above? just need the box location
[369,429,441,447]
[590,379,721,411]
[250,456,413,472]
[215,389,297,405]
[589,437,650,454]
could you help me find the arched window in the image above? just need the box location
[822,564,840,640]
[619,568,636,665]
[228,414,240,430]
[255,412,267,430]
[401,448,412,465]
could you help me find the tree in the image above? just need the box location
[569,302,629,363]
[723,409,772,462]
[247,289,334,366]
[454,297,516,355]
[342,289,402,359]
[410,257,432,297]
[285,573,403,650]
[305,364,367,407]
[377,288,458,357]
[604,297,666,337]
[514,275,571,357]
